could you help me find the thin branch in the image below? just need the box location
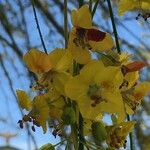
[106,0,121,54]
[31,0,47,54]
[92,0,100,18]
[17,0,31,49]
[33,0,64,37]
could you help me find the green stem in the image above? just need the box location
[64,0,68,48]
[78,0,84,8]
[92,0,100,18]
[78,112,85,150]
[71,123,79,150]
[89,0,92,12]
[54,139,66,147]
[73,62,85,150]
[31,0,47,54]
[127,115,134,150]
[106,0,121,54]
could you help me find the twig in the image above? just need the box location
[92,0,100,18]
[31,0,48,54]
[106,0,121,54]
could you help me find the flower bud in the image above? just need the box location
[39,143,55,150]
[91,121,107,143]
[61,106,76,125]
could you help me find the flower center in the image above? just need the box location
[87,83,105,107]
[73,27,106,50]
[73,27,92,49]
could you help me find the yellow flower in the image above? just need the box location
[65,60,125,122]
[100,51,146,91]
[118,0,150,16]
[16,89,65,133]
[106,121,136,149]
[122,81,150,113]
[132,81,150,101]
[68,5,114,64]
[30,48,72,95]
[23,49,52,74]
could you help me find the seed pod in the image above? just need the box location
[91,121,107,143]
[39,143,55,150]
[61,106,76,125]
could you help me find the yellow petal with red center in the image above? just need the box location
[71,5,92,28]
[53,71,72,95]
[32,95,49,133]
[68,28,91,64]
[23,49,52,74]
[89,33,114,51]
[133,82,150,101]
[16,90,32,111]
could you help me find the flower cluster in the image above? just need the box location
[16,5,150,149]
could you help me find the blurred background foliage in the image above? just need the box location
[0,0,150,149]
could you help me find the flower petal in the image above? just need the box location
[71,5,92,28]
[89,33,114,51]
[65,76,88,100]
[23,49,52,74]
[16,90,32,111]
